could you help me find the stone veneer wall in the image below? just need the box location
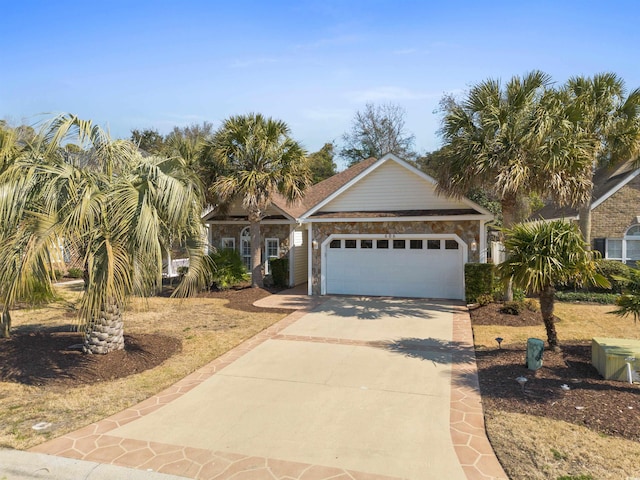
[591,175,640,241]
[310,220,480,295]
[208,223,293,258]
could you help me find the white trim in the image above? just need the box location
[301,214,492,223]
[307,223,313,295]
[591,169,640,210]
[300,153,493,219]
[479,220,487,263]
[205,219,294,225]
[221,237,236,251]
[320,233,468,297]
[240,227,251,272]
[288,225,295,287]
[264,238,279,275]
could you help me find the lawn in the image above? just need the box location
[0,282,288,450]
[471,301,640,480]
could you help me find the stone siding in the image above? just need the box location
[310,220,480,295]
[208,223,292,257]
[591,175,640,240]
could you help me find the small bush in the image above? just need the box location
[53,269,64,280]
[500,301,524,315]
[556,475,593,480]
[269,258,289,288]
[524,298,539,312]
[554,291,619,304]
[476,293,495,306]
[596,259,631,293]
[465,263,495,303]
[208,249,248,290]
[66,267,83,278]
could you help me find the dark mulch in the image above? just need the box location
[0,332,181,387]
[470,304,640,442]
[0,285,287,389]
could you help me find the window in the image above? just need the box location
[376,239,389,249]
[445,240,459,250]
[361,239,373,249]
[330,239,341,248]
[345,239,357,249]
[606,239,622,260]
[607,225,640,265]
[393,239,406,249]
[410,239,423,250]
[427,239,441,250]
[221,237,235,251]
[264,238,279,275]
[240,226,251,271]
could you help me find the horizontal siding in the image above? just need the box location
[293,229,308,285]
[320,160,468,212]
[227,199,283,217]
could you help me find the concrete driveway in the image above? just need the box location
[31,296,506,480]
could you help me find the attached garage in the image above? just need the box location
[322,234,466,300]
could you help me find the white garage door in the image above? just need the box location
[324,237,464,299]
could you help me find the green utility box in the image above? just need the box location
[526,338,545,370]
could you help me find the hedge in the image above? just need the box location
[465,263,495,303]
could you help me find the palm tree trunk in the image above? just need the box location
[578,202,592,248]
[539,285,560,351]
[501,193,518,301]
[248,210,263,288]
[1,310,11,338]
[83,301,125,354]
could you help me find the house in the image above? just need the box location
[533,160,640,266]
[203,154,493,300]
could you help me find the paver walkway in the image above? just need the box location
[32,294,506,480]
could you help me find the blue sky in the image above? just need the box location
[2,0,639,168]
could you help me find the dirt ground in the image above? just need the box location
[0,285,282,389]
[470,303,640,442]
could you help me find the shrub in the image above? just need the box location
[53,269,64,280]
[208,249,248,290]
[476,293,495,306]
[500,301,524,315]
[524,298,539,312]
[554,291,619,304]
[465,263,495,303]
[269,258,289,288]
[595,259,631,293]
[66,267,83,278]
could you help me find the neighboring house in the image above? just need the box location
[203,154,493,300]
[533,160,640,266]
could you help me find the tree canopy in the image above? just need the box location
[307,142,337,183]
[340,103,416,167]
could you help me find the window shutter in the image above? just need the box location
[593,238,606,257]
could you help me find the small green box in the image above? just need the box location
[527,338,545,370]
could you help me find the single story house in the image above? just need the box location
[203,154,493,300]
[533,160,640,266]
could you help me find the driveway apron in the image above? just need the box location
[32,297,507,480]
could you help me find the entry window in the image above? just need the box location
[265,238,279,275]
[330,239,341,248]
[221,237,235,251]
[377,239,389,249]
[445,240,459,250]
[360,239,373,249]
[410,240,423,250]
[345,239,357,249]
[427,239,441,249]
[393,239,406,249]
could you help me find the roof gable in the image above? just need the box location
[300,154,491,218]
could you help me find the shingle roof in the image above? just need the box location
[532,160,639,220]
[270,157,379,218]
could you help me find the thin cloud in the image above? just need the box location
[392,48,418,55]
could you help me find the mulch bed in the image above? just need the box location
[470,303,640,442]
[0,285,283,389]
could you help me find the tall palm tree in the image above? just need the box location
[437,71,593,229]
[563,73,640,245]
[498,220,607,350]
[204,113,309,287]
[0,114,212,352]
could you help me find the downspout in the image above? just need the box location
[307,222,313,296]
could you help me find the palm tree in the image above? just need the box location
[0,114,212,352]
[204,113,309,288]
[562,73,640,246]
[610,269,640,323]
[438,71,593,230]
[498,220,608,350]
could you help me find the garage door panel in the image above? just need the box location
[325,238,463,299]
